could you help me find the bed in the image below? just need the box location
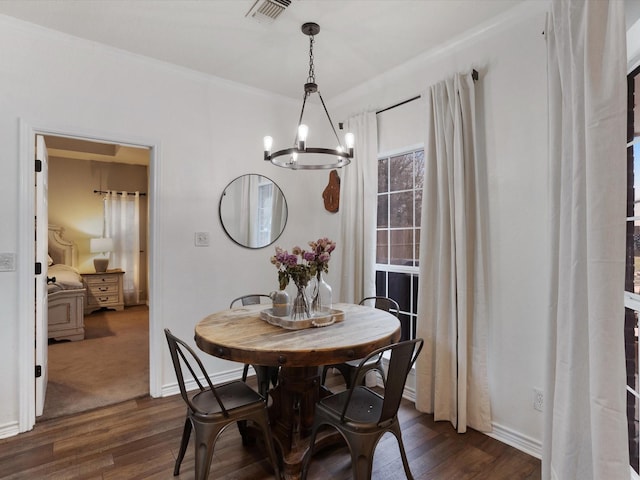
[47,225,86,341]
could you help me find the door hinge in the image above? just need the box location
[35,262,42,275]
[35,159,42,172]
[35,365,42,378]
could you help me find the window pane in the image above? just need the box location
[390,153,414,191]
[412,275,419,313]
[378,157,389,193]
[629,389,639,474]
[377,195,388,228]
[376,230,388,264]
[376,270,387,297]
[635,144,640,218]
[415,150,425,191]
[635,219,640,294]
[390,191,413,227]
[415,229,421,267]
[399,313,413,342]
[390,229,413,266]
[388,272,411,312]
[625,307,638,390]
[415,188,422,228]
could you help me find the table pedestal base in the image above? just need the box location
[268,366,335,480]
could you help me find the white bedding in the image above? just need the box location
[47,264,84,293]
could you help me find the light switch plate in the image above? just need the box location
[195,232,210,247]
[0,253,16,271]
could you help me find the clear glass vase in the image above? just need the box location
[291,282,310,320]
[309,271,332,314]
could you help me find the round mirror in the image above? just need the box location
[219,174,288,249]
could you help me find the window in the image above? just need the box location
[376,148,424,341]
[625,66,640,476]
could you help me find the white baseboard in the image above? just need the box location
[399,365,541,459]
[0,421,20,439]
[486,421,542,459]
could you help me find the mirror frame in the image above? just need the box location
[219,174,288,249]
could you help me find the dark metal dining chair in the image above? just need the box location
[229,294,279,398]
[164,328,281,480]
[229,294,272,309]
[321,296,400,389]
[302,338,423,480]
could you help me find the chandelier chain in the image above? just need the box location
[307,34,315,84]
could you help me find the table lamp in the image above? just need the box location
[90,237,114,273]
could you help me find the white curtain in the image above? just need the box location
[415,72,492,433]
[338,111,378,303]
[544,1,628,478]
[105,191,140,305]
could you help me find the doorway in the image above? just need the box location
[38,134,151,420]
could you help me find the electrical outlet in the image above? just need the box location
[533,388,544,412]
[194,232,210,247]
[0,253,15,271]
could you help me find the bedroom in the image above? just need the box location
[44,135,150,418]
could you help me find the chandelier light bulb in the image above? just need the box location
[345,132,355,149]
[298,124,308,150]
[345,132,355,157]
[263,136,273,161]
[264,135,273,152]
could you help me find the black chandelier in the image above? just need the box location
[263,22,354,170]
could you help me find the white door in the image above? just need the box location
[35,135,49,416]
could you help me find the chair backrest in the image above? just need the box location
[359,296,400,318]
[341,338,424,424]
[164,328,229,417]
[229,294,272,308]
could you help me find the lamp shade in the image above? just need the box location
[90,237,114,254]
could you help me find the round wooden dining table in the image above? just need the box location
[194,302,401,480]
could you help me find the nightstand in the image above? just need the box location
[82,270,125,314]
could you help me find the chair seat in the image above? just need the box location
[191,380,265,415]
[318,387,384,426]
[304,338,423,480]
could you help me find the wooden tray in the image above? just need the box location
[259,307,344,330]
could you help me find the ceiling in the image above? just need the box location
[0,0,531,101]
[43,135,150,166]
[6,1,639,164]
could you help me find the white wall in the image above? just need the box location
[0,15,342,436]
[332,2,549,455]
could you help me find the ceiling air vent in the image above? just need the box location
[245,0,292,24]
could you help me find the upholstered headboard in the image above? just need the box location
[48,225,78,267]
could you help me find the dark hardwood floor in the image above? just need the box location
[0,378,541,479]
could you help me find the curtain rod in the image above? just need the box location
[376,69,479,115]
[94,189,147,196]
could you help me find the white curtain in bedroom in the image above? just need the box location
[105,191,140,305]
[415,71,492,433]
[544,1,628,478]
[338,111,377,304]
